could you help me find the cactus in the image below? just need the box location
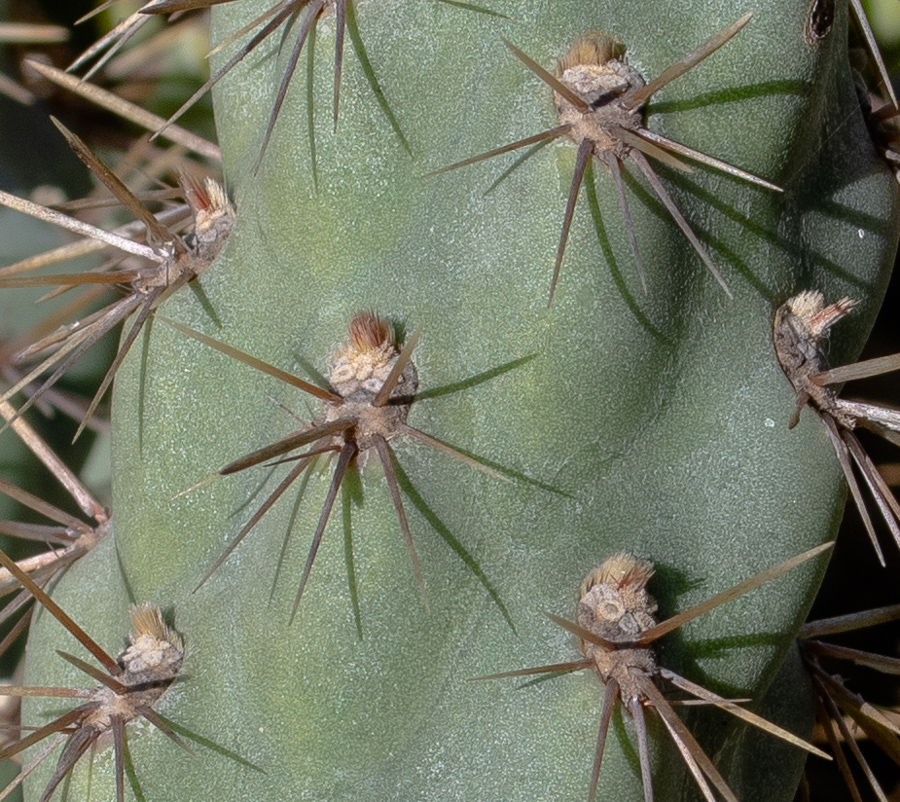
[1,0,899,800]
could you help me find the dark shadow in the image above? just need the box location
[483,139,553,196]
[290,354,330,390]
[514,668,574,690]
[138,315,153,453]
[115,540,138,607]
[122,734,147,802]
[269,458,318,602]
[415,354,536,401]
[346,0,410,153]
[391,455,515,631]
[341,468,364,639]
[611,702,642,780]
[404,428,570,497]
[229,467,277,519]
[433,0,512,19]
[188,281,222,329]
[679,631,784,659]
[306,22,319,192]
[621,165,781,300]
[583,160,670,343]
[650,80,808,115]
[152,712,265,772]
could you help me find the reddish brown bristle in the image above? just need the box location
[179,170,211,212]
[348,312,393,354]
[556,32,625,76]
[784,290,857,339]
[578,553,658,646]
[122,604,183,683]
[580,552,654,597]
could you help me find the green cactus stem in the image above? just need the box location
[18,0,900,800]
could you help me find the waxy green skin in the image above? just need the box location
[23,0,899,799]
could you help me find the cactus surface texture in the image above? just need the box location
[2,0,899,800]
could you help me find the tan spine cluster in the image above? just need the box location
[773,290,858,428]
[330,312,413,399]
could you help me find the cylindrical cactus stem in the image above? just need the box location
[21,0,900,800]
